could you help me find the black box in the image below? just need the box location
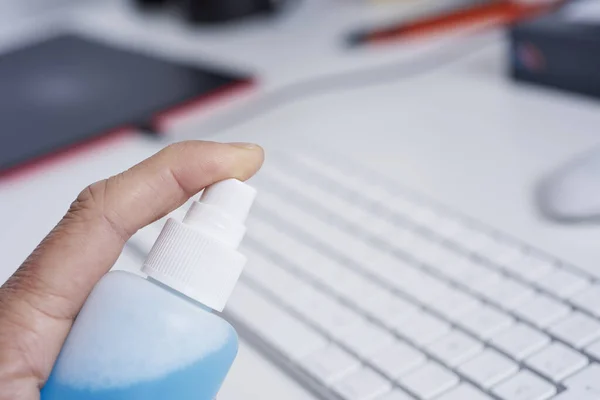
[510,6,600,99]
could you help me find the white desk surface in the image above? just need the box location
[2,1,600,399]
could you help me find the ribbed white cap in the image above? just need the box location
[142,179,256,311]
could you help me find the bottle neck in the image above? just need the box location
[147,276,213,313]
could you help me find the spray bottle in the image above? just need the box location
[41,178,256,400]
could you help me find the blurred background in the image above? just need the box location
[2,0,600,398]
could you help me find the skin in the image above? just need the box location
[0,140,264,400]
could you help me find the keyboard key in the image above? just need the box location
[428,251,473,278]
[374,228,418,255]
[549,312,600,348]
[435,384,493,400]
[329,233,376,262]
[334,367,392,400]
[395,312,451,346]
[458,348,518,388]
[514,293,571,328]
[343,242,386,272]
[246,260,304,300]
[413,245,456,269]
[403,276,451,306]
[370,341,426,378]
[264,168,371,227]
[552,388,600,400]
[503,253,555,282]
[452,227,497,253]
[584,339,600,359]
[479,277,535,310]
[330,270,381,301]
[571,285,600,318]
[309,297,364,338]
[364,252,410,282]
[491,370,556,400]
[352,213,394,239]
[290,153,345,182]
[378,202,416,223]
[433,216,468,239]
[478,240,524,267]
[349,282,387,309]
[426,330,483,366]
[242,245,274,268]
[398,234,436,261]
[339,322,395,358]
[386,269,443,304]
[300,345,360,384]
[249,222,317,267]
[264,314,328,360]
[407,205,440,230]
[361,292,420,328]
[490,323,550,360]
[458,304,514,339]
[451,264,502,291]
[564,364,600,396]
[285,284,333,318]
[228,283,283,328]
[537,268,590,299]
[373,389,414,400]
[399,362,459,399]
[372,258,419,289]
[525,342,588,382]
[428,288,480,319]
[294,252,345,284]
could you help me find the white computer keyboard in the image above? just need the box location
[128,149,600,400]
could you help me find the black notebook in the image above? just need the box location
[0,34,251,174]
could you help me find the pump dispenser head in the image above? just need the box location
[142,179,257,311]
[182,179,255,247]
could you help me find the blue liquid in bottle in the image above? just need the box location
[44,352,236,400]
[42,179,256,400]
[42,271,239,400]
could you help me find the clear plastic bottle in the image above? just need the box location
[41,179,257,400]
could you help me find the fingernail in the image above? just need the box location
[228,142,260,150]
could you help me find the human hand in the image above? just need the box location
[0,141,264,399]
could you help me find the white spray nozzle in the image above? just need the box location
[200,179,256,223]
[182,179,256,248]
[142,178,257,311]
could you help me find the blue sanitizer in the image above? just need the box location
[42,179,257,400]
